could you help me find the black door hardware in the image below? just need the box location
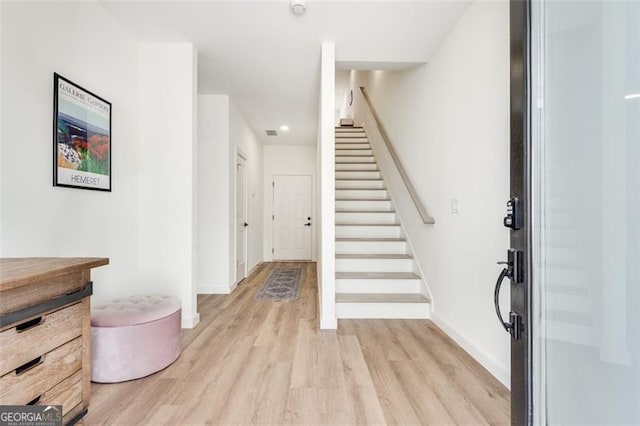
[244,222,249,227]
[503,197,523,230]
[494,249,524,340]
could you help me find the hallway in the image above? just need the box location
[86,262,509,424]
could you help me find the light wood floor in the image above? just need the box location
[85,262,509,425]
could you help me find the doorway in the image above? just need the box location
[235,151,248,284]
[272,175,312,260]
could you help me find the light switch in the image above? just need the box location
[451,198,460,214]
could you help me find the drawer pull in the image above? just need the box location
[27,395,42,405]
[15,356,44,376]
[16,316,45,333]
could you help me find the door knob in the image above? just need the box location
[244,222,249,227]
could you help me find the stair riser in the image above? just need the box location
[335,171,381,180]
[336,278,420,293]
[336,302,430,319]
[336,225,402,238]
[336,180,385,190]
[335,200,392,211]
[335,212,397,224]
[335,143,370,149]
[336,149,372,156]
[335,189,388,199]
[335,241,407,254]
[336,156,375,163]
[336,163,378,171]
[335,137,368,142]
[336,258,413,273]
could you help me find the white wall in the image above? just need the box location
[262,145,317,262]
[197,95,231,294]
[318,42,336,329]
[0,2,140,306]
[347,0,511,385]
[335,70,350,124]
[197,95,263,294]
[138,43,199,328]
[229,99,263,281]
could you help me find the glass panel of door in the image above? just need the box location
[532,0,640,423]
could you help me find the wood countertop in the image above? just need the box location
[0,258,109,291]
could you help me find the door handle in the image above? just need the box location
[244,222,248,227]
[494,249,524,340]
[493,267,512,334]
[304,223,311,227]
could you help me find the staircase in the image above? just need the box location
[334,125,430,319]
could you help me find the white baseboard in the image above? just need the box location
[430,313,510,388]
[197,284,230,294]
[320,317,337,329]
[182,313,200,329]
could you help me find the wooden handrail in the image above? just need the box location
[359,86,435,225]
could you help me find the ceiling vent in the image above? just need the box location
[265,130,278,136]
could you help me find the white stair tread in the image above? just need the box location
[336,223,399,226]
[336,237,406,242]
[335,198,389,201]
[336,253,412,259]
[335,210,395,213]
[336,271,419,279]
[336,187,387,190]
[336,293,429,303]
[335,162,379,165]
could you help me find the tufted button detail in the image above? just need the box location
[91,295,181,327]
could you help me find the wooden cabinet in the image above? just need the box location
[0,258,109,425]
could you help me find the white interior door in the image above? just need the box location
[235,153,247,282]
[273,175,312,260]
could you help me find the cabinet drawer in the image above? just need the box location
[0,303,83,376]
[0,337,82,405]
[0,272,85,318]
[35,371,82,416]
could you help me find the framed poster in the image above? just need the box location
[53,73,111,191]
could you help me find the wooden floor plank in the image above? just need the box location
[84,261,509,425]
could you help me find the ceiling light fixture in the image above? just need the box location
[624,93,640,100]
[290,0,307,16]
[280,125,290,131]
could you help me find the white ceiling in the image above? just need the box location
[101,1,472,145]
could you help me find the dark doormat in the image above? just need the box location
[255,267,303,300]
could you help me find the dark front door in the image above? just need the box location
[499,0,532,424]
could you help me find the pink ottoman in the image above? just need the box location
[91,295,182,383]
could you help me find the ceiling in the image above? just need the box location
[100,1,472,145]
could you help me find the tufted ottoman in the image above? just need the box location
[91,295,182,383]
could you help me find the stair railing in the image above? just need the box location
[358,86,435,225]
